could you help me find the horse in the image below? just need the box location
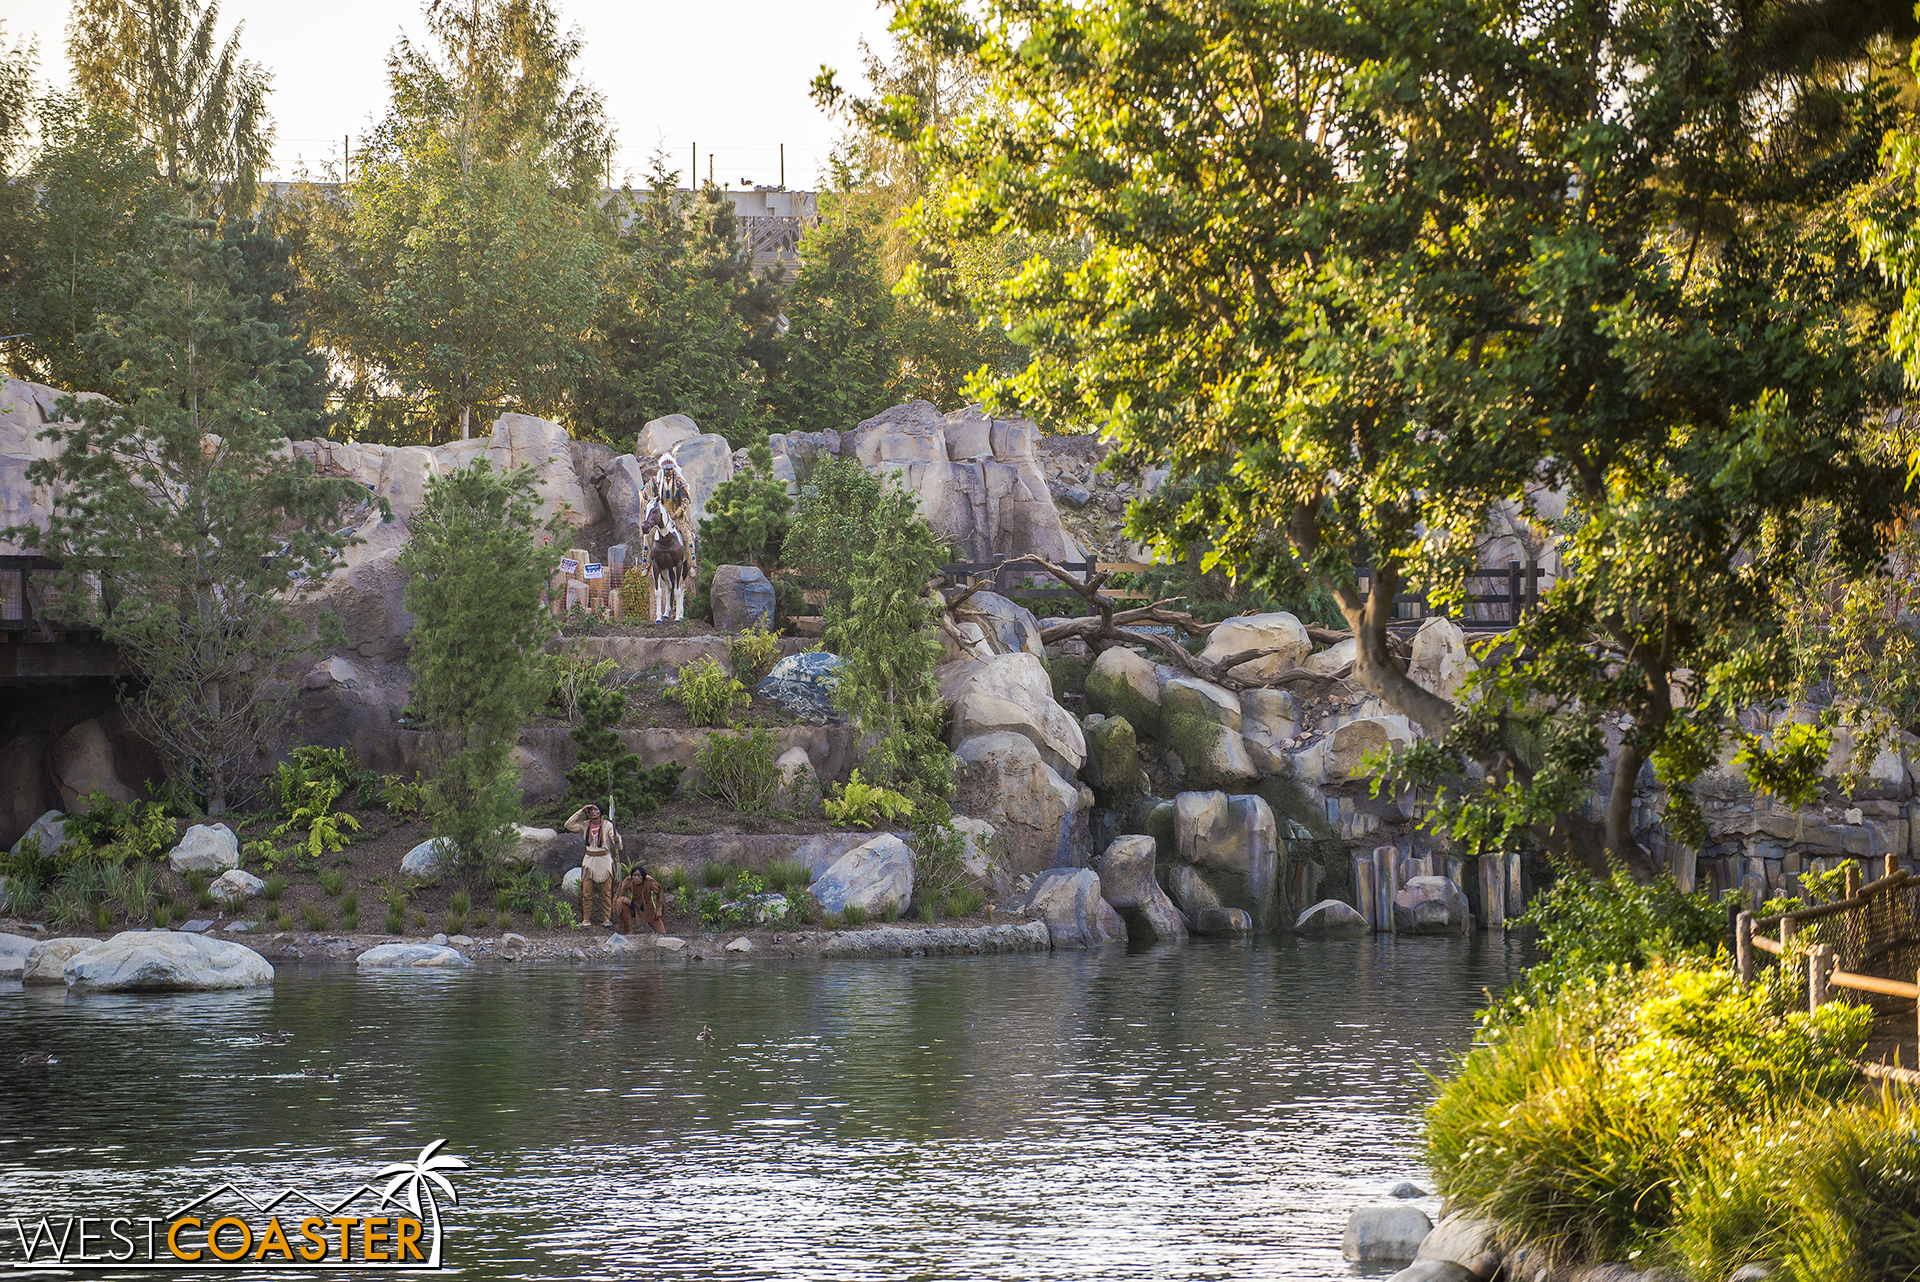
[642,501,689,624]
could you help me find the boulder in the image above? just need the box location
[637,413,702,463]
[1084,646,1165,738]
[502,826,560,866]
[1416,1214,1496,1266]
[945,652,1086,776]
[0,931,37,979]
[757,652,845,724]
[499,932,530,957]
[953,733,1092,879]
[1198,612,1311,681]
[1342,1201,1433,1262]
[711,565,776,632]
[210,869,266,906]
[167,824,239,875]
[64,931,274,991]
[401,838,451,879]
[1172,791,1280,922]
[1303,637,1358,676]
[1386,1264,1476,1282]
[951,816,1006,894]
[1195,906,1252,935]
[1023,867,1124,949]
[810,834,915,917]
[950,591,1047,658]
[1162,678,1258,787]
[562,867,584,894]
[1409,616,1474,702]
[1082,716,1144,804]
[724,936,756,953]
[1163,678,1242,731]
[1164,863,1222,927]
[1296,899,1370,933]
[1394,876,1471,934]
[355,942,473,969]
[656,936,687,953]
[1297,714,1420,785]
[1095,835,1188,943]
[22,937,91,985]
[791,832,885,879]
[672,433,737,530]
[1240,688,1300,776]
[49,718,135,809]
[9,810,66,860]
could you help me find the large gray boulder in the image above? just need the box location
[210,869,266,906]
[1240,688,1300,776]
[1081,715,1144,804]
[711,564,776,632]
[810,834,915,917]
[1294,714,1419,786]
[1198,612,1311,681]
[1164,863,1222,928]
[1409,616,1474,701]
[1095,835,1188,943]
[953,732,1092,879]
[757,651,845,724]
[0,931,37,979]
[1343,1202,1433,1262]
[501,825,561,866]
[167,823,240,875]
[356,942,474,969]
[64,931,274,991]
[401,838,451,879]
[1415,1214,1496,1268]
[49,718,136,809]
[948,590,1047,658]
[1162,678,1258,787]
[1172,791,1280,925]
[944,652,1086,776]
[22,937,91,985]
[1084,646,1165,738]
[9,810,66,861]
[1023,867,1124,949]
[1394,875,1471,934]
[1386,1264,1477,1282]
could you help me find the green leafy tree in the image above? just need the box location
[764,210,901,435]
[690,450,800,621]
[783,452,886,604]
[67,0,272,212]
[887,0,1912,871]
[3,213,365,812]
[563,683,682,816]
[399,459,561,864]
[826,485,950,797]
[0,22,35,176]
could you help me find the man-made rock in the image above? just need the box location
[953,732,1092,879]
[1162,678,1259,786]
[1388,1182,1427,1198]
[1295,713,1421,785]
[1296,899,1370,933]
[22,937,91,984]
[810,834,915,917]
[0,931,37,979]
[1198,612,1311,681]
[1409,616,1473,701]
[711,565,776,632]
[400,838,451,879]
[1195,906,1252,935]
[949,591,1047,659]
[1342,1201,1433,1262]
[1172,791,1280,925]
[790,831,890,878]
[1095,835,1188,943]
[1394,876,1471,934]
[1239,688,1299,775]
[724,936,756,953]
[355,943,474,969]
[49,718,135,809]
[1023,867,1124,949]
[177,919,215,933]
[1082,716,1144,803]
[757,651,845,724]
[1164,863,1222,927]
[1386,1263,1476,1282]
[775,747,815,785]
[167,824,240,874]
[1416,1214,1496,1266]
[944,652,1086,776]
[502,826,560,865]
[637,413,701,464]
[818,920,1052,958]
[9,810,66,860]
[210,869,267,906]
[562,867,584,894]
[1303,637,1358,676]
[1084,646,1165,738]
[1162,677,1242,731]
[500,932,530,957]
[656,936,687,953]
[950,816,1005,895]
[64,931,274,991]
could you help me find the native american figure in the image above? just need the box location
[643,500,689,623]
[645,453,695,564]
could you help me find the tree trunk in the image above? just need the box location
[1606,738,1648,873]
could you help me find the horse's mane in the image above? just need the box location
[644,500,681,540]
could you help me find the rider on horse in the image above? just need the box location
[646,453,695,569]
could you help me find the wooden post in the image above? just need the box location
[1781,917,1797,956]
[1508,561,1523,627]
[1480,856,1505,932]
[1810,943,1833,1010]
[1506,851,1525,920]
[1889,853,1901,882]
[1736,912,1754,986]
[1846,861,1861,900]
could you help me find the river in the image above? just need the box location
[2,932,1530,1279]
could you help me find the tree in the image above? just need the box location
[67,0,272,212]
[0,22,35,177]
[887,0,1912,871]
[784,452,885,605]
[563,683,682,816]
[690,449,800,621]
[4,212,365,812]
[399,459,561,865]
[764,211,901,435]
[825,485,950,798]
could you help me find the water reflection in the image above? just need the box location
[0,932,1530,1280]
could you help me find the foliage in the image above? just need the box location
[382,773,431,817]
[563,682,683,815]
[887,0,1912,873]
[4,213,368,811]
[400,459,561,865]
[670,655,749,727]
[762,210,901,436]
[907,800,976,914]
[824,485,951,796]
[691,460,801,622]
[726,623,783,687]
[271,746,375,817]
[783,453,886,602]
[0,833,54,885]
[823,770,917,828]
[68,0,272,212]
[62,792,178,863]
[546,649,617,723]
[692,725,783,813]
[1427,962,1871,1264]
[763,858,811,894]
[269,776,362,860]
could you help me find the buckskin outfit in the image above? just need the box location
[565,806,622,926]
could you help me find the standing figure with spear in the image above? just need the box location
[565,775,623,928]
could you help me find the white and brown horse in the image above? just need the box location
[642,501,689,623]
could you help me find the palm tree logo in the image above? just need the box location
[375,1139,468,1268]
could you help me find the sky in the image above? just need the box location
[6,0,894,189]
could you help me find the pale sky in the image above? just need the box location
[6,0,893,189]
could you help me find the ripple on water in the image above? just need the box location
[0,933,1529,1279]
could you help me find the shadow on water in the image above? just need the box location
[0,931,1533,1280]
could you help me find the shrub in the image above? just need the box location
[701,862,732,889]
[727,623,782,686]
[763,858,811,894]
[694,725,783,812]
[318,871,346,896]
[547,649,618,722]
[301,902,328,930]
[0,833,55,887]
[122,863,155,919]
[493,888,511,914]
[671,655,749,727]
[564,682,683,815]
[662,865,691,893]
[382,773,430,817]
[908,803,975,913]
[945,886,987,918]
[62,793,178,863]
[271,746,361,814]
[263,875,288,902]
[270,775,362,860]
[823,770,916,828]
[384,908,404,934]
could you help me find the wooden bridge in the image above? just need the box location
[0,556,123,680]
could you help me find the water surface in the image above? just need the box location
[1,933,1530,1279]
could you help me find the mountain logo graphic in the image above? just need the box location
[8,1140,469,1271]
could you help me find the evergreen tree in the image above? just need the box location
[399,459,561,865]
[563,683,682,816]
[3,210,366,812]
[765,211,901,435]
[220,215,332,435]
[690,451,799,621]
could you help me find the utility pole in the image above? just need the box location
[344,135,351,181]
[779,143,784,189]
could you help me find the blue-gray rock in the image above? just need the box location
[810,835,915,917]
[9,810,66,860]
[64,931,273,992]
[711,564,777,633]
[1060,484,1091,508]
[210,869,266,906]
[177,919,216,933]
[1343,1201,1432,1262]
[1389,1181,1428,1199]
[0,932,38,979]
[756,651,845,724]
[1023,867,1124,949]
[1095,835,1187,944]
[401,837,452,879]
[21,938,90,984]
[355,943,473,969]
[167,823,239,875]
[1195,906,1252,935]
[1386,1263,1475,1282]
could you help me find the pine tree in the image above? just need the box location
[764,212,900,436]
[563,684,682,816]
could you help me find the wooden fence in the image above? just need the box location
[1355,560,1543,631]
